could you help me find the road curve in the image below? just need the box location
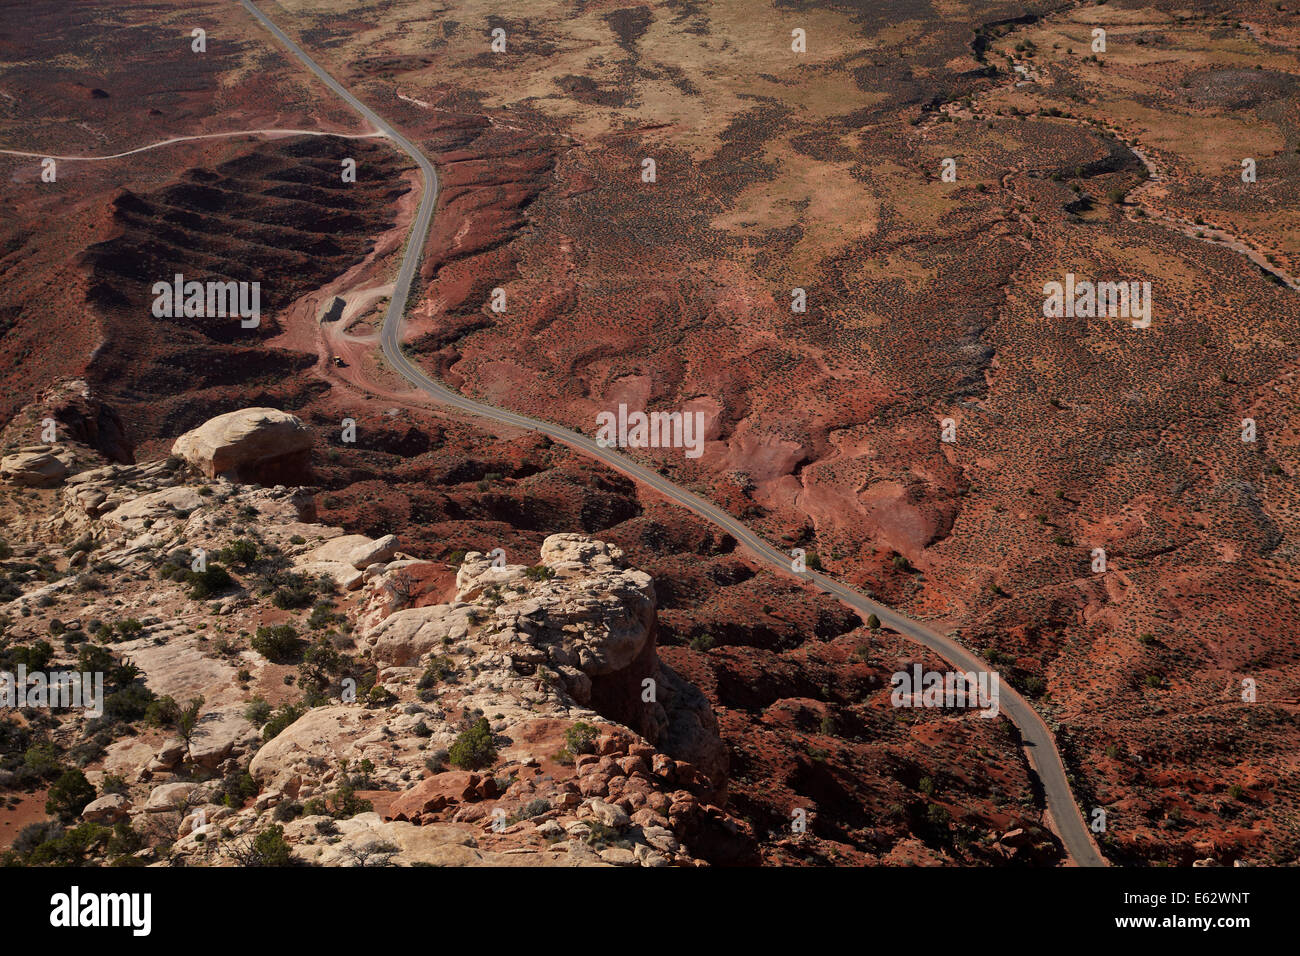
[240,0,1106,867]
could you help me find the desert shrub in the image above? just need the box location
[269,573,316,610]
[23,742,63,779]
[517,798,550,820]
[144,695,180,728]
[417,657,455,691]
[307,602,338,630]
[261,701,304,741]
[688,633,715,652]
[244,697,272,727]
[273,800,303,822]
[329,783,372,819]
[45,768,96,820]
[12,820,63,857]
[76,643,113,675]
[251,624,302,663]
[425,749,449,773]
[107,820,144,857]
[9,640,53,671]
[235,825,292,867]
[21,822,111,866]
[115,618,143,639]
[564,721,597,756]
[219,539,259,568]
[180,563,234,600]
[297,637,346,703]
[104,683,156,722]
[215,769,258,808]
[448,718,496,770]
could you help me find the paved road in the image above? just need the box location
[240,0,1106,867]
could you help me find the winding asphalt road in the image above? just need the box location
[240,0,1105,867]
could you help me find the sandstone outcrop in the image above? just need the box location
[170,407,311,484]
[1,447,74,487]
[0,403,747,867]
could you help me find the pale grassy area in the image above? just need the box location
[999,8,1292,174]
[276,0,891,156]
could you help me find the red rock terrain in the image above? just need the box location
[2,0,1299,866]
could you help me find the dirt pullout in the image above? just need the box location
[75,135,411,446]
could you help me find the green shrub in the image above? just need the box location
[688,633,715,652]
[145,695,180,728]
[262,702,305,741]
[216,769,258,808]
[46,768,96,820]
[270,574,316,610]
[219,539,259,567]
[180,563,234,600]
[244,697,272,727]
[10,640,53,671]
[329,783,372,819]
[22,742,63,779]
[417,657,455,689]
[517,797,550,820]
[23,822,110,866]
[251,624,302,663]
[564,721,598,756]
[104,683,156,722]
[248,825,292,866]
[448,717,497,770]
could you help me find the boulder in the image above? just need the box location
[145,782,203,812]
[81,793,131,824]
[364,604,474,666]
[1,450,71,487]
[248,705,373,789]
[305,533,402,570]
[148,739,186,772]
[171,408,311,484]
[294,560,365,592]
[598,847,637,866]
[187,706,258,770]
[386,772,498,823]
[586,799,630,829]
